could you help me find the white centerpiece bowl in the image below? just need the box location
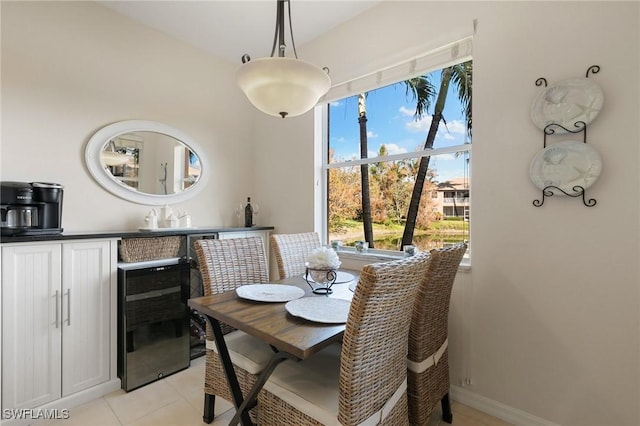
[305,247,341,295]
[306,265,338,284]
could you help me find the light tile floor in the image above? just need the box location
[36,356,511,426]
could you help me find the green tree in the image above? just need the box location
[370,145,414,225]
[328,150,360,233]
[401,61,472,248]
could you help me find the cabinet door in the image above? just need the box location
[2,244,62,409]
[61,240,112,396]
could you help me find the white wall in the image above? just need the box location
[252,110,316,234]
[255,1,640,425]
[1,1,257,231]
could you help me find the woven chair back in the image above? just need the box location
[338,251,432,425]
[408,242,467,361]
[195,237,269,295]
[195,236,269,336]
[270,232,321,279]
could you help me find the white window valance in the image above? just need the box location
[319,36,473,104]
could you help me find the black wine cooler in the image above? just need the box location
[117,260,191,391]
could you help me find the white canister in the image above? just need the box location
[166,214,179,228]
[179,215,192,228]
[144,210,158,229]
[160,205,173,224]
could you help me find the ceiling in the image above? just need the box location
[99,1,382,65]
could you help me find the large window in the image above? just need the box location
[324,57,471,255]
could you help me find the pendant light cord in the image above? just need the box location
[269,0,298,59]
[287,0,298,59]
[269,0,280,57]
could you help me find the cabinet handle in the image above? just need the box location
[55,290,60,328]
[65,288,71,326]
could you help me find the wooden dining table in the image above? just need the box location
[187,270,359,426]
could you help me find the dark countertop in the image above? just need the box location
[0,226,274,244]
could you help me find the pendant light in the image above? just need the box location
[101,151,130,167]
[236,0,331,118]
[100,140,131,166]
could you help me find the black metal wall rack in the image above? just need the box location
[531,65,600,207]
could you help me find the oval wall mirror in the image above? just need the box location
[85,120,208,205]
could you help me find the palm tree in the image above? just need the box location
[400,61,472,248]
[358,93,374,248]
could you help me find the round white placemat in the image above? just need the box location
[285,297,351,324]
[236,284,305,303]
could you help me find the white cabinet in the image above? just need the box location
[61,241,112,396]
[1,239,119,412]
[2,243,62,410]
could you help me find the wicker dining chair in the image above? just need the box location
[270,232,321,279]
[257,251,432,426]
[194,237,275,423]
[407,242,467,425]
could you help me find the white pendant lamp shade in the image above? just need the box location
[235,0,331,118]
[237,57,330,118]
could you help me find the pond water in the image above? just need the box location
[340,233,466,252]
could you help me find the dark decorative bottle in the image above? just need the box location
[244,197,253,227]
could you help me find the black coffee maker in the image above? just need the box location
[1,181,64,236]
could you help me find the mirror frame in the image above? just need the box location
[85,120,208,205]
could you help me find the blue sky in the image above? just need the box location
[328,70,470,183]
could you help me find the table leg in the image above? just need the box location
[207,315,253,426]
[229,351,297,426]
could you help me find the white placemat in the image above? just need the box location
[304,270,356,284]
[285,297,351,324]
[348,282,357,292]
[236,284,305,303]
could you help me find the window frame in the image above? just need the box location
[314,38,473,264]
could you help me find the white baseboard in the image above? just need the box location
[451,385,561,426]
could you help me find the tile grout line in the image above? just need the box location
[100,395,125,426]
